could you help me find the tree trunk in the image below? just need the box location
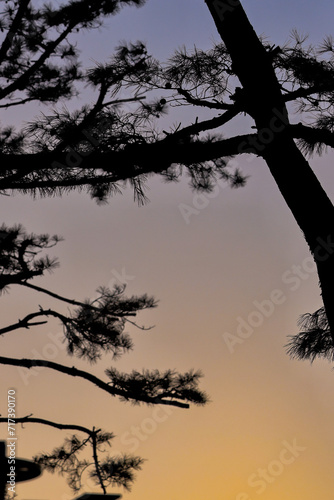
[205,0,334,340]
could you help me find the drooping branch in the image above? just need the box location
[0,292,153,362]
[0,415,99,437]
[0,355,206,408]
[20,281,104,309]
[19,281,144,318]
[0,224,158,362]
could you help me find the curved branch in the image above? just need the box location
[18,282,139,319]
[0,355,190,408]
[0,309,66,336]
[0,414,98,437]
[20,281,97,309]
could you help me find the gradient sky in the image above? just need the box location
[1,1,334,500]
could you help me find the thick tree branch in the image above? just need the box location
[0,269,44,289]
[205,0,334,344]
[282,83,334,103]
[0,132,253,191]
[3,120,333,195]
[290,123,334,149]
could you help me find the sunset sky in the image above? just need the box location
[1,1,334,500]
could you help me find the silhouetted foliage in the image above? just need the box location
[286,307,334,362]
[0,224,208,493]
[1,0,334,491]
[34,430,144,493]
[0,223,60,291]
[1,27,334,202]
[60,285,156,362]
[105,368,207,406]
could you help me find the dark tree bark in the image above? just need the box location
[0,0,333,350]
[205,0,334,342]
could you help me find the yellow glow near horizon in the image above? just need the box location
[1,1,334,500]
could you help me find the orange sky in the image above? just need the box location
[1,1,334,500]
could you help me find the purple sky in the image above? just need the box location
[1,2,334,500]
